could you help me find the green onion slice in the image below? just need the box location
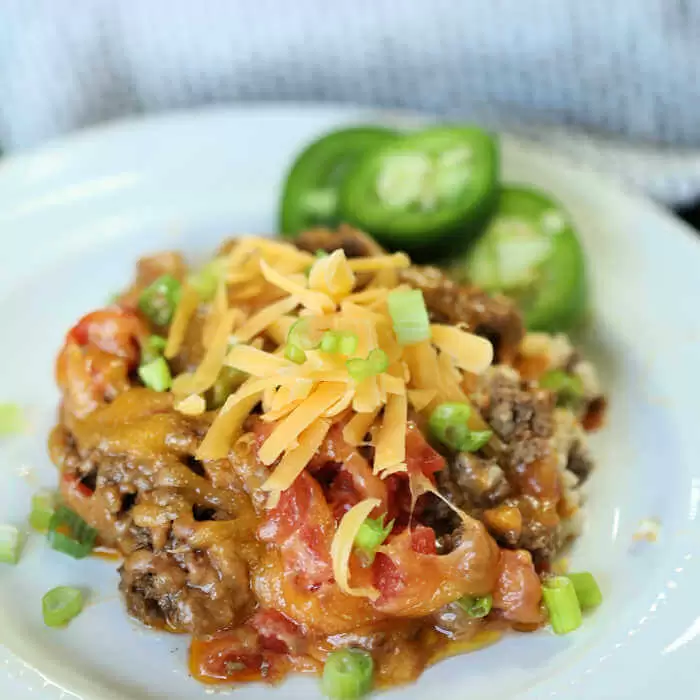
[42,586,84,627]
[354,515,394,563]
[140,334,168,364]
[138,274,182,326]
[539,369,584,405]
[428,402,493,452]
[287,317,324,350]
[138,356,173,392]
[30,489,57,532]
[346,348,389,382]
[321,330,359,355]
[456,593,493,618]
[209,366,247,409]
[567,572,603,611]
[387,289,431,345]
[47,506,97,559]
[542,576,583,635]
[0,403,24,436]
[285,344,307,364]
[321,648,374,700]
[320,331,340,353]
[188,258,226,302]
[0,524,22,565]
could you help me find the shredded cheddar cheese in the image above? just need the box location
[165,285,199,359]
[331,498,382,600]
[374,393,407,475]
[175,394,206,416]
[172,308,238,397]
[262,419,332,494]
[156,236,496,561]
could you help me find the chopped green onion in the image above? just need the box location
[542,576,582,635]
[0,403,24,436]
[321,331,359,355]
[387,289,431,345]
[456,594,493,618]
[568,572,603,611]
[321,648,374,700]
[428,402,493,452]
[188,258,226,302]
[354,515,394,563]
[138,274,182,326]
[42,586,84,628]
[30,489,57,532]
[539,370,584,405]
[209,366,247,409]
[140,334,168,364]
[320,331,340,353]
[287,317,323,350]
[339,333,359,355]
[138,356,172,392]
[47,506,97,559]
[0,525,22,565]
[346,349,389,382]
[285,344,307,364]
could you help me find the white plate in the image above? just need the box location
[0,106,699,700]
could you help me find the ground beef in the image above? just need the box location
[479,368,554,467]
[398,265,525,363]
[293,225,384,258]
[566,440,594,484]
[436,453,511,511]
[429,366,568,561]
[120,543,253,635]
[50,389,258,634]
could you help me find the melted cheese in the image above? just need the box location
[330,498,381,600]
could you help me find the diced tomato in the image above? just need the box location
[190,629,264,683]
[326,469,361,519]
[373,552,405,600]
[66,308,147,365]
[405,423,445,480]
[258,472,335,589]
[370,519,500,617]
[492,549,544,625]
[62,472,94,499]
[250,609,305,655]
[410,525,437,555]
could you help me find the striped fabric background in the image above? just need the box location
[2,0,700,204]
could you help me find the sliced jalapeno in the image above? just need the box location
[279,126,398,237]
[339,126,498,255]
[453,186,587,332]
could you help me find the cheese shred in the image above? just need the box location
[331,498,382,600]
[155,236,495,499]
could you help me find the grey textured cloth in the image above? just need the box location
[2,0,700,203]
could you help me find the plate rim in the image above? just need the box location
[0,103,699,700]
